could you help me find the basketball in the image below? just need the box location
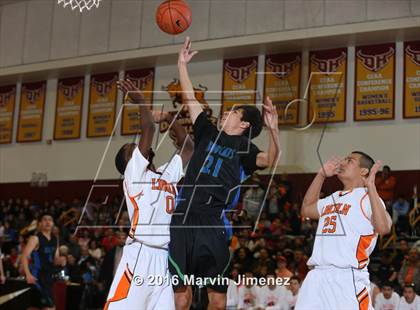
[156,0,192,35]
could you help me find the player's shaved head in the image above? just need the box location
[351,151,374,171]
[115,143,136,175]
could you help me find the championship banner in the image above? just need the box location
[54,77,84,140]
[0,85,16,144]
[221,56,258,116]
[17,82,46,142]
[264,53,300,125]
[308,48,347,123]
[161,78,217,144]
[404,41,420,118]
[355,43,395,121]
[87,73,118,137]
[121,68,155,135]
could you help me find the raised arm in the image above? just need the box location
[256,96,281,169]
[177,37,202,124]
[364,161,392,235]
[301,158,341,220]
[118,80,155,159]
[21,235,39,284]
[152,111,194,167]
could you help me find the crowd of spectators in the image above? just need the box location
[0,166,419,309]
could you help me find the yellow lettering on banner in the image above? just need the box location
[0,86,16,144]
[17,82,46,142]
[87,74,118,137]
[404,41,420,118]
[54,77,84,140]
[354,44,395,121]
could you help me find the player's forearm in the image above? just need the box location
[301,173,325,218]
[367,185,392,235]
[178,61,203,122]
[21,255,31,277]
[266,127,281,168]
[138,99,154,130]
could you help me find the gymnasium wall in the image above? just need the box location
[0,0,419,67]
[1,42,419,183]
[0,0,419,184]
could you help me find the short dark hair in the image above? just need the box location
[234,105,262,139]
[381,281,394,289]
[115,143,135,175]
[352,151,375,171]
[38,212,54,221]
[290,275,301,283]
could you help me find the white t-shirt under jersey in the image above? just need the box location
[124,148,183,248]
[237,285,258,310]
[374,292,400,310]
[398,295,420,310]
[308,187,385,269]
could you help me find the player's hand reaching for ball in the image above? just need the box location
[363,160,382,188]
[319,157,342,178]
[178,36,198,65]
[263,96,279,131]
[117,79,144,104]
[151,110,170,123]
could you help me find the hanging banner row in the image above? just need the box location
[0,41,419,143]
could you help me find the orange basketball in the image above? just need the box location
[156,0,192,35]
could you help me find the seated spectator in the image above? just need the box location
[256,271,289,310]
[398,248,420,290]
[398,284,420,310]
[374,281,399,310]
[285,275,301,309]
[276,256,293,280]
[237,271,258,310]
[377,251,398,286]
[375,165,396,206]
[266,182,280,220]
[234,247,253,271]
[394,240,410,272]
[242,174,266,222]
[392,195,410,234]
[289,250,308,280]
[101,228,118,252]
[226,277,239,310]
[67,233,81,259]
[88,239,103,261]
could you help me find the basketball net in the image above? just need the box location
[57,0,102,12]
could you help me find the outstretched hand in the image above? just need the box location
[363,160,382,188]
[117,79,144,104]
[263,96,279,130]
[319,157,343,178]
[178,36,198,64]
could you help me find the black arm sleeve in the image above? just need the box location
[192,111,217,144]
[239,142,262,176]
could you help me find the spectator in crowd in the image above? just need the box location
[394,240,411,272]
[234,247,253,272]
[242,174,266,222]
[0,247,5,284]
[237,271,258,310]
[67,233,81,259]
[374,281,399,310]
[398,248,420,290]
[290,250,309,280]
[376,251,398,286]
[227,268,239,310]
[276,256,293,280]
[375,165,396,205]
[398,284,420,310]
[88,239,103,260]
[256,271,289,310]
[392,195,411,234]
[98,231,127,297]
[266,182,280,220]
[286,275,301,309]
